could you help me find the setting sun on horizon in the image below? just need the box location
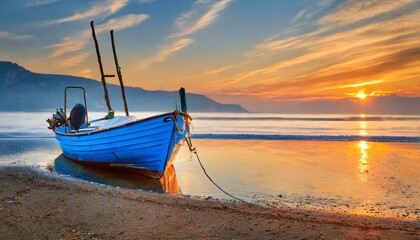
[356,91,368,100]
[0,0,419,113]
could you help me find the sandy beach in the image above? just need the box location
[1,166,418,239]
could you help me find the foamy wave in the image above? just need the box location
[195,116,420,121]
[0,132,54,138]
[2,131,419,142]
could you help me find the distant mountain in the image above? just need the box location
[0,61,248,113]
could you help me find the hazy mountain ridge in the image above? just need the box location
[0,61,248,113]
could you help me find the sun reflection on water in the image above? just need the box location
[358,121,368,136]
[358,141,369,182]
[359,130,368,136]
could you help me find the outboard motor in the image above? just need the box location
[68,103,86,130]
[47,108,67,131]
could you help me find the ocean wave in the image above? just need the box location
[194,116,420,121]
[191,134,420,142]
[0,132,54,138]
[1,132,419,142]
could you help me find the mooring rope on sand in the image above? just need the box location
[184,136,258,206]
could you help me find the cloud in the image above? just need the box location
[49,36,88,58]
[74,68,93,79]
[172,0,232,38]
[24,0,62,7]
[0,31,34,41]
[138,0,232,71]
[43,0,129,25]
[201,63,239,76]
[292,0,333,23]
[138,38,194,71]
[320,0,415,26]
[94,14,149,34]
[292,10,306,22]
[57,52,90,68]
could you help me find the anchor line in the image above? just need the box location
[183,135,259,207]
[174,114,258,206]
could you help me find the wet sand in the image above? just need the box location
[1,166,418,239]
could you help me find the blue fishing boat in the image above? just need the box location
[47,22,192,178]
[47,87,192,178]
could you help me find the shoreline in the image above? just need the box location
[1,166,418,239]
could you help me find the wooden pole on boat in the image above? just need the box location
[110,30,129,116]
[90,21,113,111]
[179,87,188,113]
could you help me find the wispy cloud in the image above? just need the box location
[0,31,34,41]
[24,0,62,7]
[320,0,415,26]
[172,0,232,38]
[138,38,194,71]
[49,36,88,58]
[292,0,333,23]
[138,0,232,71]
[42,0,129,25]
[57,52,90,68]
[338,79,386,89]
[74,68,93,79]
[94,14,149,34]
[292,10,306,22]
[201,63,239,76]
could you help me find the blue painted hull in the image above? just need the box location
[55,111,188,178]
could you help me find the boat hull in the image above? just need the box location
[55,112,188,178]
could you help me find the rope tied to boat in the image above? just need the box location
[173,112,258,206]
[183,135,259,207]
[173,113,195,148]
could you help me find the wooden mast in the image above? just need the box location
[179,87,188,113]
[90,21,113,112]
[110,30,129,116]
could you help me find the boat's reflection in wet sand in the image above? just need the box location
[53,154,180,194]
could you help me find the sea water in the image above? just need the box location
[0,112,419,221]
[1,112,418,139]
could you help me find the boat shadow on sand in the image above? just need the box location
[53,154,180,194]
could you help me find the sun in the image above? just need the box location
[356,92,367,100]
